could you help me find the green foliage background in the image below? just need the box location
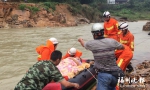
[19,0,150,21]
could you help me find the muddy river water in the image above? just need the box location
[0,21,150,89]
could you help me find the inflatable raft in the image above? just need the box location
[43,59,96,90]
[61,64,97,90]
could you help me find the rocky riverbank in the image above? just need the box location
[0,2,91,28]
[91,60,150,90]
[121,60,150,90]
[0,2,139,29]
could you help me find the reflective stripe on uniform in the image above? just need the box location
[106,26,114,30]
[116,23,118,28]
[38,55,41,58]
[104,34,108,37]
[120,39,128,44]
[118,59,123,67]
[118,31,121,34]
[131,42,134,49]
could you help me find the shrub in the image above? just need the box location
[27,6,39,13]
[19,4,26,11]
[43,2,57,11]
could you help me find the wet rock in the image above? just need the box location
[77,17,90,24]
[143,22,150,31]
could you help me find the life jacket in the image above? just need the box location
[36,40,54,61]
[62,50,82,60]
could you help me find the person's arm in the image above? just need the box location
[76,50,82,57]
[117,43,124,50]
[78,38,85,47]
[129,35,134,52]
[112,40,124,50]
[59,79,79,88]
[75,50,82,62]
[114,20,119,31]
[62,50,70,60]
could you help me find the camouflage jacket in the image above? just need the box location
[14,61,63,90]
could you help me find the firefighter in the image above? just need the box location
[62,47,82,60]
[115,45,133,71]
[115,45,134,90]
[36,37,58,61]
[118,22,134,73]
[103,11,120,41]
[118,22,134,52]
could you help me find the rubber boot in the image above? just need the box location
[126,62,134,73]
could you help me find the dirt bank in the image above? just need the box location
[0,2,91,28]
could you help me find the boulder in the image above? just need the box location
[77,17,90,24]
[143,22,150,31]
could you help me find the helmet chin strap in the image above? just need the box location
[123,30,128,36]
[93,34,104,39]
[94,37,104,39]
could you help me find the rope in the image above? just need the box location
[71,41,78,48]
[86,68,98,83]
[135,38,150,46]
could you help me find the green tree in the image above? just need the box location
[129,0,134,8]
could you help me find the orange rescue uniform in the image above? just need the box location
[115,45,133,71]
[104,18,119,41]
[115,45,133,90]
[119,30,134,51]
[62,50,82,60]
[36,40,55,61]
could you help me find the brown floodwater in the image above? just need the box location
[0,21,150,89]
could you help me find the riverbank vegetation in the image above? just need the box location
[18,0,150,21]
[1,0,150,28]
